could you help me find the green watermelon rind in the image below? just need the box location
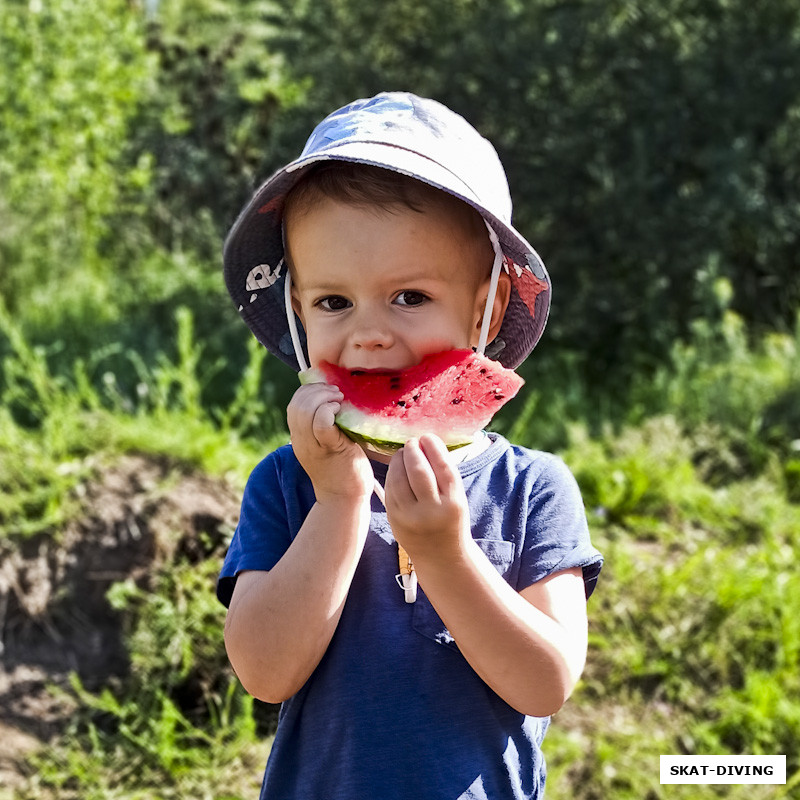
[335,406,473,454]
[299,367,327,386]
[337,425,469,455]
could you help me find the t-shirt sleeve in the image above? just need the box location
[519,454,603,598]
[216,451,295,608]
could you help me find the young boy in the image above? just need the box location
[218,92,602,799]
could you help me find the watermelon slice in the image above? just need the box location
[300,349,524,454]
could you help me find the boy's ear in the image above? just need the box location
[473,270,511,347]
[290,282,305,326]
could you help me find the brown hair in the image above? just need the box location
[283,161,489,248]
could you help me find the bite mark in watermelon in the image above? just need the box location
[300,349,524,454]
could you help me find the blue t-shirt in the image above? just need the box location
[218,434,602,800]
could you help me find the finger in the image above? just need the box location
[418,434,460,496]
[400,437,440,501]
[312,400,343,447]
[288,383,342,426]
[298,382,343,407]
[386,447,415,505]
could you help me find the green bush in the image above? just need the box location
[106,559,231,703]
[4,310,799,797]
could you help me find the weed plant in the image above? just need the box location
[0,300,285,541]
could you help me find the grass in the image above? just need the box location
[0,300,285,541]
[16,674,269,800]
[2,302,799,797]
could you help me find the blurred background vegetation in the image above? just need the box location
[1,0,798,797]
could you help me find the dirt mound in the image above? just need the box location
[0,454,240,787]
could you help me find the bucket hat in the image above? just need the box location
[223,91,551,371]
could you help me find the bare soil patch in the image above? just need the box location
[0,454,240,787]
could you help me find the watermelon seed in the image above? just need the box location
[451,398,463,405]
[412,394,420,402]
[397,400,406,407]
[479,368,487,374]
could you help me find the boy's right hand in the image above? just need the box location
[287,382,374,504]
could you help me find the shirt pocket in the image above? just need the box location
[412,538,514,650]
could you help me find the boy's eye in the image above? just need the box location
[318,296,351,312]
[394,291,427,307]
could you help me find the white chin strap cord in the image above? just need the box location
[284,220,503,373]
[284,265,310,373]
[478,222,504,356]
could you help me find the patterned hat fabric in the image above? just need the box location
[223,92,551,371]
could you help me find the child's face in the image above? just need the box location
[287,195,503,372]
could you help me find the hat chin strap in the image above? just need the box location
[284,221,503,373]
[477,222,503,357]
[284,268,310,373]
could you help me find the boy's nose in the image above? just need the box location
[352,325,394,350]
[350,310,394,351]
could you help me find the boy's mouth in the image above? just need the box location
[346,367,401,377]
[342,356,426,375]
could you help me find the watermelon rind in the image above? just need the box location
[337,426,469,455]
[299,367,325,386]
[335,406,473,454]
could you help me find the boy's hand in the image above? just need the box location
[385,434,470,563]
[287,383,373,503]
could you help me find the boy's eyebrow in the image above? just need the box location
[300,273,450,291]
[389,272,450,284]
[297,281,345,292]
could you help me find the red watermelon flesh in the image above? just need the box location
[301,349,524,453]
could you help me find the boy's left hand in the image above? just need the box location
[384,434,470,563]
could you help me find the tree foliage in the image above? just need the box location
[133,0,303,259]
[272,0,800,382]
[0,0,154,309]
